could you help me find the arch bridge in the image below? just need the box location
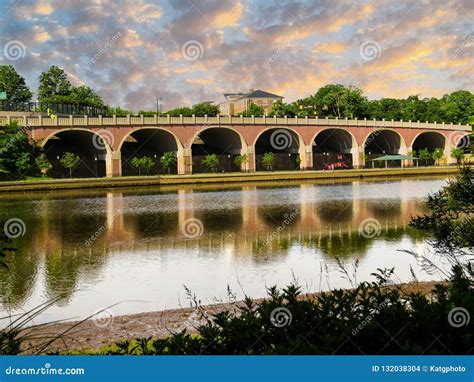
[1,114,470,177]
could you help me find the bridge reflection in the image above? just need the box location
[0,180,430,307]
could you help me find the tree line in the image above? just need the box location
[1,65,473,125]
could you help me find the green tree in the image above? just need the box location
[0,65,32,103]
[417,148,432,166]
[202,153,219,173]
[192,103,220,117]
[0,122,40,179]
[70,86,105,108]
[233,154,248,171]
[240,103,264,117]
[432,148,444,166]
[60,152,81,178]
[35,154,52,177]
[261,152,276,171]
[451,148,465,164]
[165,107,193,117]
[440,90,474,125]
[160,152,176,175]
[308,84,367,118]
[270,100,299,117]
[38,66,72,104]
[131,156,155,176]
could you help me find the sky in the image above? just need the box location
[0,0,473,111]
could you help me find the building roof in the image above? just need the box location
[371,155,418,161]
[223,89,283,101]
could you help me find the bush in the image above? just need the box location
[99,267,473,355]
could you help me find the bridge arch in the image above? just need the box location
[411,131,446,166]
[42,128,111,178]
[363,129,407,168]
[189,126,246,173]
[311,128,356,170]
[119,127,183,176]
[253,127,303,171]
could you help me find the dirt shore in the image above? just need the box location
[19,281,440,353]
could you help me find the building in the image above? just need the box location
[218,89,283,116]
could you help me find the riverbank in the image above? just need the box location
[0,166,460,193]
[20,281,440,354]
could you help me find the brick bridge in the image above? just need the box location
[0,114,470,177]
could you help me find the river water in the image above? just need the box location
[0,177,449,324]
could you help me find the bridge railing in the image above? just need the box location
[0,114,471,131]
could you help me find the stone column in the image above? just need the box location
[177,150,186,175]
[399,146,412,168]
[106,151,122,177]
[351,147,363,168]
[444,145,457,165]
[182,148,193,174]
[247,146,256,172]
[301,146,313,170]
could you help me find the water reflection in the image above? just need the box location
[0,178,445,319]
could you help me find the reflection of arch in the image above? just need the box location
[411,131,445,151]
[254,127,302,171]
[190,127,245,173]
[43,129,110,178]
[119,127,182,176]
[312,128,355,170]
[363,129,407,152]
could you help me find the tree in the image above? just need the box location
[60,152,80,178]
[0,122,40,179]
[240,103,264,117]
[38,66,72,104]
[417,148,432,166]
[160,152,177,175]
[440,90,474,125]
[261,152,276,171]
[70,86,104,108]
[270,100,299,117]
[308,84,367,118]
[202,154,219,173]
[0,65,32,103]
[451,148,465,164]
[131,156,155,176]
[411,165,473,277]
[233,154,248,171]
[165,107,193,117]
[35,154,52,177]
[432,148,444,166]
[192,103,220,117]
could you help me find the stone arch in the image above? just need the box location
[363,129,407,168]
[411,131,446,151]
[189,126,246,173]
[119,127,183,176]
[253,127,303,171]
[42,128,111,178]
[311,128,356,170]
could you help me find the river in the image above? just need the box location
[0,177,449,324]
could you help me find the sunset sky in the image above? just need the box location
[0,0,472,111]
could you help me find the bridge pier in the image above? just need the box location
[351,147,363,169]
[302,146,313,170]
[106,151,122,177]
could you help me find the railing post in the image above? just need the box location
[55,115,58,126]
[23,115,27,126]
[241,115,244,124]
[99,115,103,126]
[274,115,277,124]
[305,116,308,124]
[140,114,144,124]
[217,114,220,124]
[113,115,117,125]
[284,115,288,124]
[39,115,43,126]
[295,115,298,124]
[251,115,255,124]
[167,114,171,124]
[154,114,157,124]
[205,114,208,124]
[69,115,73,125]
[84,115,88,126]
[262,114,266,124]
[179,114,183,123]
[192,114,196,124]
[126,114,130,124]
[6,115,11,124]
